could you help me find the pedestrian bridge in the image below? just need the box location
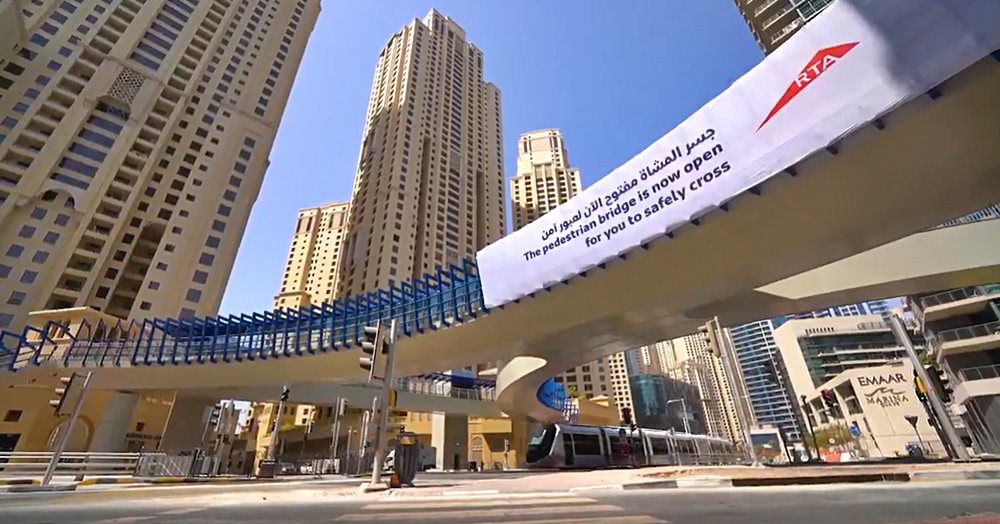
[2,0,1000,423]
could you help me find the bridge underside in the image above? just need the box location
[3,57,1000,424]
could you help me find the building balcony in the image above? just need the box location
[936,320,1000,357]
[920,285,1000,323]
[953,363,1000,406]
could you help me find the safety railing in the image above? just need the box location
[920,285,1000,310]
[937,320,1000,343]
[394,377,496,402]
[959,363,1000,382]
[0,452,142,477]
[0,259,490,372]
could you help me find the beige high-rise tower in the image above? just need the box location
[509,129,609,404]
[510,129,582,231]
[336,9,505,298]
[274,202,350,310]
[658,336,744,441]
[0,0,319,331]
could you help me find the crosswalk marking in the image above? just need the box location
[333,493,668,523]
[158,508,202,516]
[364,496,586,510]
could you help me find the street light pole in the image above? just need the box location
[666,399,691,434]
[888,314,968,460]
[711,317,759,466]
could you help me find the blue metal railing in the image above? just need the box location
[0,259,488,372]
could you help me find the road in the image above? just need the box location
[1,480,999,523]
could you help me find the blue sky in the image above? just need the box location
[219,1,764,314]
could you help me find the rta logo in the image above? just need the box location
[757,42,860,131]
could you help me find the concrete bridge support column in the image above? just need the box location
[510,417,541,469]
[431,412,468,471]
[159,395,214,452]
[88,391,139,452]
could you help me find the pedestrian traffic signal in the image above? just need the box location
[280,386,290,402]
[621,407,634,428]
[820,389,837,410]
[698,321,720,356]
[925,364,953,403]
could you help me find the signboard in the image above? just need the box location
[475,0,1000,308]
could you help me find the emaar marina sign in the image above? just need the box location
[475,0,1000,308]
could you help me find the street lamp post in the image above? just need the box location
[666,398,691,434]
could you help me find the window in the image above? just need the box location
[54,214,70,226]
[205,236,220,248]
[199,253,214,266]
[43,232,60,244]
[20,270,37,284]
[7,291,26,305]
[193,270,208,284]
[0,265,10,278]
[0,313,13,328]
[6,244,24,258]
[3,410,22,422]
[18,225,35,238]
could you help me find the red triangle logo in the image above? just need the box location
[757,42,860,131]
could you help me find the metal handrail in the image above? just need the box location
[959,363,1000,382]
[937,320,1000,343]
[0,452,143,476]
[921,285,1000,309]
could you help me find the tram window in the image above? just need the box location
[573,434,602,455]
[679,439,695,454]
[650,437,671,455]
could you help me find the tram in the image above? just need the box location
[525,423,741,469]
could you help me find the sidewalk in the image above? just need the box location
[0,474,358,493]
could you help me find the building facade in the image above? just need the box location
[510,129,581,231]
[273,201,350,309]
[630,374,705,434]
[637,336,744,441]
[773,314,921,402]
[336,9,505,298]
[909,284,1000,454]
[0,0,320,331]
[732,0,835,55]
[733,300,897,445]
[799,361,945,459]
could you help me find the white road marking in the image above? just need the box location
[158,507,203,516]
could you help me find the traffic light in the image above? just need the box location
[280,386,290,403]
[925,364,953,403]
[208,403,222,429]
[359,323,385,380]
[49,374,84,416]
[913,370,928,403]
[698,321,720,356]
[820,389,837,410]
[621,406,635,429]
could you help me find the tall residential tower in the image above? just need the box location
[510,129,581,230]
[0,0,319,331]
[337,9,505,298]
[732,0,835,55]
[274,201,350,310]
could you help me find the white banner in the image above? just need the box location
[477,0,1000,308]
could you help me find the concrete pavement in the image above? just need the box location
[1,479,999,523]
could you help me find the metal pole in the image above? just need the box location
[713,317,759,466]
[800,395,821,462]
[888,314,969,460]
[345,427,354,475]
[681,398,691,434]
[42,372,92,486]
[370,319,398,486]
[330,397,344,473]
[267,389,287,461]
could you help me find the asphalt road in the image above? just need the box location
[1,479,999,523]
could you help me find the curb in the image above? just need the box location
[622,472,912,490]
[910,470,1000,482]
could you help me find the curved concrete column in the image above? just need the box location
[88,391,139,452]
[495,356,566,423]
